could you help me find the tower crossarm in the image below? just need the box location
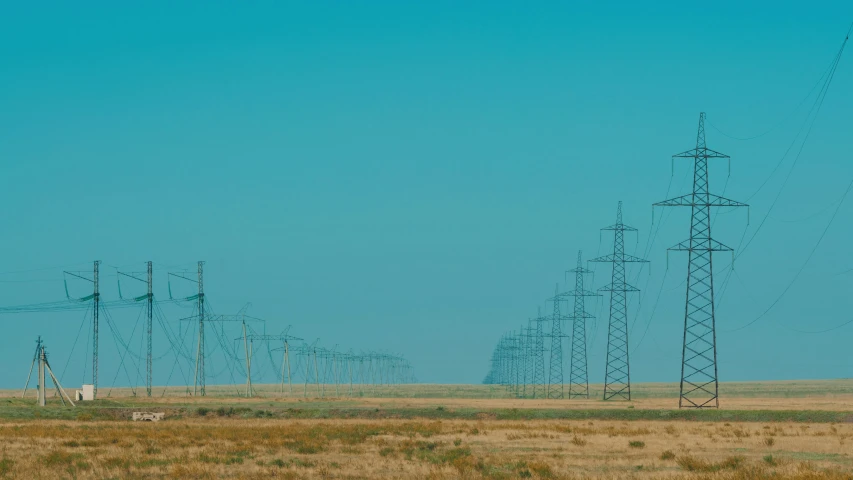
[590,253,648,263]
[566,266,594,274]
[654,193,748,208]
[668,238,733,252]
[601,223,637,232]
[672,147,729,159]
[597,283,640,293]
[566,289,600,297]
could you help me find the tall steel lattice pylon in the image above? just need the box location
[194,261,206,397]
[92,260,100,400]
[146,261,153,397]
[118,263,155,396]
[654,113,747,408]
[519,323,535,398]
[546,284,568,399]
[591,202,648,401]
[530,307,548,398]
[565,251,599,399]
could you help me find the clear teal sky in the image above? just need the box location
[0,2,852,388]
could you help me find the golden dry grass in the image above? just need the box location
[1,417,853,479]
[6,378,853,403]
[8,379,853,412]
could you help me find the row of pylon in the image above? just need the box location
[486,113,745,409]
[484,201,647,401]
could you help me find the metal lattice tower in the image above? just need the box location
[565,251,599,399]
[92,260,100,400]
[591,203,648,401]
[118,263,154,396]
[530,307,548,398]
[547,284,569,399]
[182,310,264,395]
[195,261,205,396]
[146,262,153,397]
[520,322,536,398]
[64,263,100,398]
[654,113,747,408]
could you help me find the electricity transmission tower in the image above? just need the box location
[93,261,99,399]
[547,284,569,399]
[504,334,521,395]
[196,261,205,396]
[508,330,526,397]
[519,322,536,398]
[64,261,100,398]
[147,262,152,397]
[654,112,747,408]
[530,307,548,398]
[169,262,207,395]
[295,341,319,397]
[181,310,263,395]
[565,251,598,399]
[251,329,303,395]
[591,202,648,401]
[118,261,154,396]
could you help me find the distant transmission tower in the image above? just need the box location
[147,261,153,397]
[520,321,536,398]
[547,284,569,399]
[565,251,598,399]
[196,261,205,396]
[654,113,747,408]
[63,262,100,398]
[591,202,648,401]
[530,307,548,398]
[118,262,155,396]
[93,260,99,399]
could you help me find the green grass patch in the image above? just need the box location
[1,400,852,424]
[0,457,14,477]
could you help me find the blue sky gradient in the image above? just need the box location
[0,2,852,388]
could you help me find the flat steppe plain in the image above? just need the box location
[1,380,853,479]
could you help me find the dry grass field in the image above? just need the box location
[2,418,853,479]
[2,381,853,479]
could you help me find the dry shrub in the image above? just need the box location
[571,436,587,446]
[0,457,14,477]
[764,437,775,447]
[42,449,83,467]
[450,452,481,474]
[170,462,215,479]
[677,455,744,472]
[660,450,675,460]
[528,461,555,478]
